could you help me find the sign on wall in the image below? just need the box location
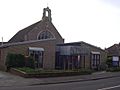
[112,56,119,61]
[112,56,119,67]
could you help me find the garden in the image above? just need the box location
[106,57,120,72]
[6,53,120,78]
[5,53,93,78]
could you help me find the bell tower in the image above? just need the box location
[42,7,52,22]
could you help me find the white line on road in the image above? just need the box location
[98,85,120,90]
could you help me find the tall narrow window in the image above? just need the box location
[91,54,100,66]
[91,51,100,69]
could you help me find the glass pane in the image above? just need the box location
[38,31,54,40]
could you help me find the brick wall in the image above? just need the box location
[0,39,56,70]
[82,43,107,69]
[27,21,64,44]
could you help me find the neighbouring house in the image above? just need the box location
[0,7,64,70]
[56,41,107,70]
[106,43,120,67]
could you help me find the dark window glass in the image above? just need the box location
[91,54,100,67]
[38,31,54,40]
[29,50,44,68]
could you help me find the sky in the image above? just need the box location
[0,0,120,49]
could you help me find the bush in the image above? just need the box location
[106,67,120,72]
[97,62,107,71]
[73,69,94,74]
[106,57,112,68]
[6,53,25,69]
[16,67,35,73]
[15,67,93,75]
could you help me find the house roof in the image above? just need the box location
[57,41,105,52]
[0,42,7,45]
[0,38,56,48]
[106,43,120,56]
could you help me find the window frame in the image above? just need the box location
[37,30,55,40]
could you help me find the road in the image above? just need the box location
[1,76,120,90]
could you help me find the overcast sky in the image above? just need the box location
[0,0,120,49]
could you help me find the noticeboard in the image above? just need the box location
[112,56,119,61]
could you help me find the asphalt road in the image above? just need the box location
[1,76,120,90]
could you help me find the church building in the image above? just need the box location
[0,7,64,70]
[0,7,106,71]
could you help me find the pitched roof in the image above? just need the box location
[8,17,63,43]
[8,21,40,43]
[8,7,63,43]
[106,44,120,56]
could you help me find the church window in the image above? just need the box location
[38,31,54,40]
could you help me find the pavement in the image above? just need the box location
[0,71,120,87]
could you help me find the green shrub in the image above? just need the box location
[97,62,107,71]
[72,69,94,74]
[5,53,25,69]
[16,67,93,75]
[16,67,35,73]
[106,67,120,72]
[106,57,112,68]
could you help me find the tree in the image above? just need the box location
[106,57,112,68]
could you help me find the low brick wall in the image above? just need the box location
[9,68,28,78]
[9,68,92,78]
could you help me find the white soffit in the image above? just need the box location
[91,51,100,54]
[29,47,44,51]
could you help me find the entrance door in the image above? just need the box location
[29,47,44,68]
[34,51,43,68]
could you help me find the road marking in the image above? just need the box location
[98,85,120,90]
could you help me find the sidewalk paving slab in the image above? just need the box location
[0,71,120,87]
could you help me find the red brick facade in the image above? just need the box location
[0,7,64,70]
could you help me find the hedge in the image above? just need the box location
[5,53,25,69]
[16,67,93,75]
[106,67,120,72]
